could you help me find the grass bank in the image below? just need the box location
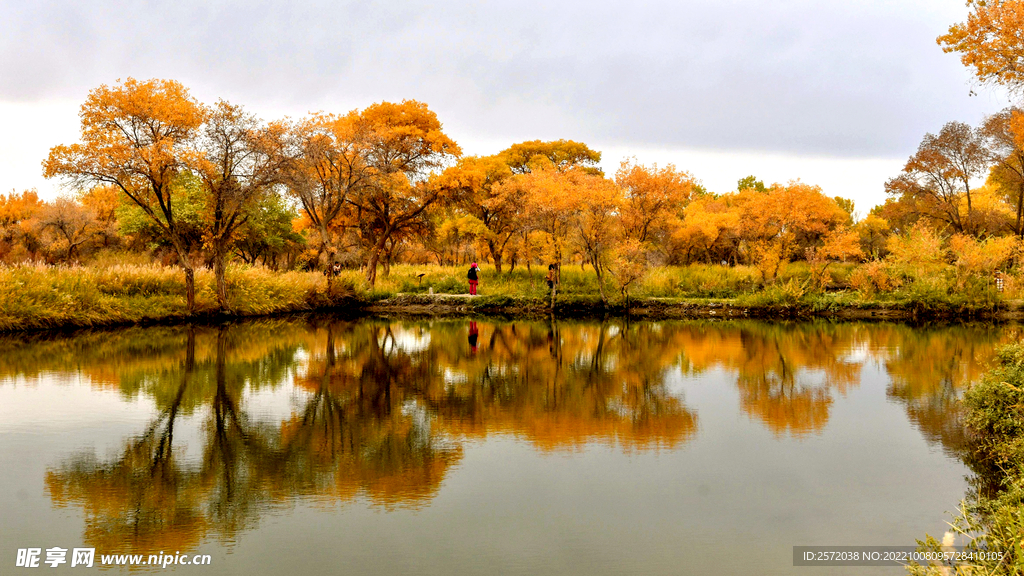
[0,262,1018,332]
[0,263,337,331]
[910,344,1024,575]
[353,263,1016,320]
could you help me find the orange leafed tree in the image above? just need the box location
[0,190,44,262]
[572,172,623,303]
[43,78,208,311]
[884,121,988,235]
[344,101,462,286]
[982,107,1024,237]
[500,139,602,175]
[434,154,520,272]
[672,195,740,264]
[738,182,851,282]
[285,111,370,275]
[615,158,699,244]
[939,0,1024,92]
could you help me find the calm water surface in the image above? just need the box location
[0,318,1016,575]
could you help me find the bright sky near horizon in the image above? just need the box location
[0,0,1014,215]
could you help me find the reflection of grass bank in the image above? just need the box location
[0,262,1019,332]
[911,344,1024,575]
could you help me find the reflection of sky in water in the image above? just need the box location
[0,319,1017,575]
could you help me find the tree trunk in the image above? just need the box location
[487,239,504,274]
[593,259,607,305]
[167,234,197,314]
[365,230,390,286]
[214,243,229,313]
[184,265,196,314]
[1017,182,1024,238]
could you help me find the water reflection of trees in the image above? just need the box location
[670,321,1015,442]
[17,318,1013,555]
[880,324,1019,456]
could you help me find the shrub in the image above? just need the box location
[850,261,891,297]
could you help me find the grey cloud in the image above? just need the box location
[0,0,1003,157]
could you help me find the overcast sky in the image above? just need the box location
[0,0,1013,213]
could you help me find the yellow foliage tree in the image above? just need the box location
[615,158,698,244]
[43,78,208,311]
[949,234,1017,289]
[939,0,1024,92]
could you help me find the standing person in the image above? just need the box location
[545,263,558,306]
[467,262,480,295]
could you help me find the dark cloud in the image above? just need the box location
[0,0,1005,156]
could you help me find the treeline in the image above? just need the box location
[3,78,1024,314]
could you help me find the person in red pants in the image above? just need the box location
[467,262,480,295]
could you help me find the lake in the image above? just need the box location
[0,317,1016,575]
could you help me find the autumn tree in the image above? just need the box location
[434,155,521,271]
[512,167,583,271]
[738,182,850,283]
[285,112,370,274]
[884,121,988,234]
[671,196,741,264]
[610,238,648,301]
[343,101,461,285]
[854,213,891,259]
[886,222,946,283]
[191,101,288,311]
[500,139,602,175]
[615,159,699,245]
[949,233,1017,290]
[572,173,623,303]
[0,190,44,262]
[38,196,99,262]
[491,139,610,272]
[833,197,856,225]
[43,78,208,311]
[805,229,863,290]
[982,107,1024,236]
[80,185,123,248]
[939,0,1024,92]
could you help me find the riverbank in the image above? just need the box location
[366,292,1024,321]
[1,262,1021,333]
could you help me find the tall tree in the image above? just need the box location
[43,78,208,312]
[191,101,288,311]
[939,0,1024,93]
[738,182,850,282]
[345,100,461,286]
[982,107,1024,236]
[285,112,370,275]
[572,172,622,304]
[884,121,988,234]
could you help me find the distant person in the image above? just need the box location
[467,262,480,295]
[545,264,557,291]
